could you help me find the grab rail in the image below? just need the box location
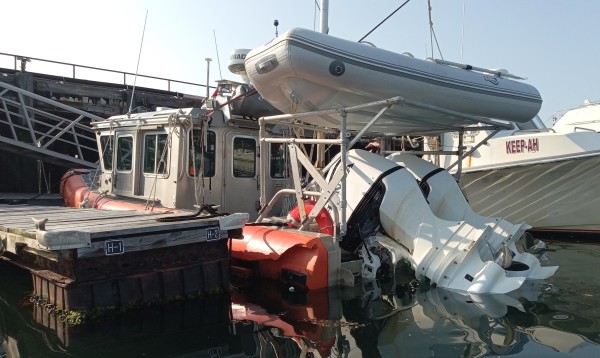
[510,128,555,135]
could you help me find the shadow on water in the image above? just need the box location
[2,239,600,357]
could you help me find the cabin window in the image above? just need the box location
[189,130,216,177]
[143,133,169,174]
[99,135,113,170]
[516,115,546,130]
[233,136,256,178]
[270,143,288,178]
[116,136,133,171]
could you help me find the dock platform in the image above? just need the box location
[0,204,244,313]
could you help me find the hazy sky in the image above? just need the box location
[2,0,598,124]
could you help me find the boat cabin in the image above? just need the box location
[91,81,288,220]
[425,115,547,170]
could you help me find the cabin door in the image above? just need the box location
[112,133,136,195]
[223,132,260,220]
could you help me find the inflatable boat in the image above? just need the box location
[244,27,542,134]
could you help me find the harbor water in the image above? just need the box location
[1,238,600,357]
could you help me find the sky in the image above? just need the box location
[2,0,599,125]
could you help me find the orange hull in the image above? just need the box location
[61,171,334,290]
[60,170,173,212]
[233,225,331,290]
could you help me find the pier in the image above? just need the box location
[0,204,239,313]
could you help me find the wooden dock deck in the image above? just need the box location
[0,204,244,313]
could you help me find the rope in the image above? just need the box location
[155,205,228,222]
[145,113,177,211]
[428,0,444,59]
[190,117,208,208]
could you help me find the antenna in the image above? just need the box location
[274,19,279,37]
[461,0,465,61]
[212,29,223,80]
[205,58,212,102]
[320,0,329,34]
[128,10,149,116]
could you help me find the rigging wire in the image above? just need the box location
[313,0,321,31]
[358,0,411,42]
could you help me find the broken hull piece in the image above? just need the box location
[231,150,557,294]
[232,225,344,290]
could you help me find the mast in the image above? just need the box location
[320,0,329,34]
[316,0,329,168]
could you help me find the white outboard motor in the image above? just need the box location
[336,149,557,294]
[387,152,557,281]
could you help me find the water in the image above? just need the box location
[1,240,600,357]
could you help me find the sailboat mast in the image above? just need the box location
[320,0,329,33]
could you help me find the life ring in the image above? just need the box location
[287,199,335,236]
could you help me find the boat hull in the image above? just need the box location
[434,126,600,233]
[245,28,542,134]
[460,154,600,232]
[61,170,174,212]
[232,225,341,290]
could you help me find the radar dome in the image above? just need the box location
[228,49,251,83]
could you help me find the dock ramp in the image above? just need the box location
[0,80,99,168]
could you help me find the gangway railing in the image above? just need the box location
[0,52,208,94]
[0,80,100,168]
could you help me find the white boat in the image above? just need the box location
[427,102,600,233]
[244,27,542,134]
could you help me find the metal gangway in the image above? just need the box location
[0,80,100,168]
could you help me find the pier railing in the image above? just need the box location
[0,80,100,168]
[0,52,208,95]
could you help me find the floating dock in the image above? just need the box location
[0,204,239,313]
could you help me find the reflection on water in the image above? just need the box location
[2,241,600,357]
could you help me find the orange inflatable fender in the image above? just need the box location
[287,199,334,236]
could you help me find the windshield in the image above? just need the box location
[515,115,546,130]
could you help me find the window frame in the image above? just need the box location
[188,129,217,178]
[269,142,288,179]
[232,135,257,179]
[142,132,169,176]
[99,135,114,171]
[115,135,134,172]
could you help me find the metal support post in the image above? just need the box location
[455,128,464,181]
[340,109,348,236]
[259,118,268,210]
